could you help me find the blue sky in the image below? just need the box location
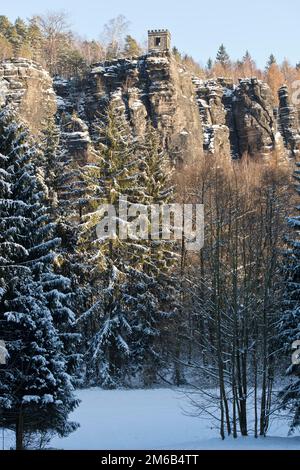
[1,0,299,67]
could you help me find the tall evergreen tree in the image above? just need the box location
[128,124,177,385]
[243,50,252,63]
[0,16,12,37]
[172,47,181,61]
[78,104,177,387]
[123,35,142,57]
[40,112,61,206]
[40,112,87,375]
[78,100,139,388]
[206,58,213,70]
[26,17,44,62]
[266,53,277,69]
[52,113,93,342]
[0,109,79,449]
[216,44,230,67]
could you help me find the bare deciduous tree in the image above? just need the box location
[34,10,71,75]
[100,15,130,59]
[176,153,292,439]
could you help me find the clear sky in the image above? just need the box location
[1,0,299,68]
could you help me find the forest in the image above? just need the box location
[0,10,300,451]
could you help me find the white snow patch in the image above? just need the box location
[91,66,106,74]
[130,100,144,110]
[147,57,169,65]
[45,388,300,450]
[275,131,283,143]
[224,88,234,97]
[56,96,65,108]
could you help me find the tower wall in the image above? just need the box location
[148,30,171,52]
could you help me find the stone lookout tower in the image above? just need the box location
[148,29,171,52]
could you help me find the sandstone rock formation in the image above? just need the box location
[232,78,277,157]
[278,85,300,157]
[61,113,92,164]
[193,78,231,158]
[1,54,300,165]
[192,76,280,159]
[0,58,56,133]
[75,52,204,165]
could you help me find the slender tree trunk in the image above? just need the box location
[16,410,24,450]
[259,323,268,437]
[264,360,274,435]
[231,363,238,438]
[253,329,258,438]
[173,237,186,386]
[220,393,225,440]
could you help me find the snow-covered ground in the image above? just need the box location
[2,387,300,450]
[50,388,300,450]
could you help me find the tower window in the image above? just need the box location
[155,37,161,46]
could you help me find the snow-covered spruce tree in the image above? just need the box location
[38,112,83,375]
[0,109,79,449]
[279,161,300,431]
[40,111,61,207]
[78,100,177,388]
[41,112,90,370]
[78,98,140,388]
[55,113,89,221]
[129,123,177,385]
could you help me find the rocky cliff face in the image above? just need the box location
[0,58,56,133]
[193,77,280,159]
[1,55,300,164]
[75,52,204,165]
[54,53,285,164]
[193,77,232,158]
[232,78,277,157]
[278,85,300,157]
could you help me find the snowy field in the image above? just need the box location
[51,388,300,450]
[2,387,300,450]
